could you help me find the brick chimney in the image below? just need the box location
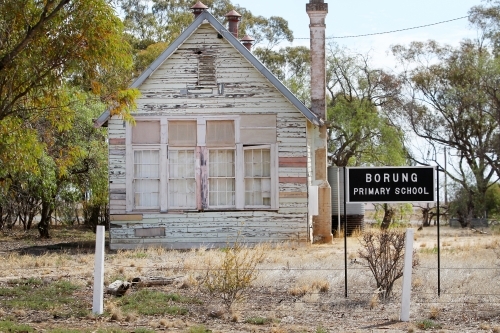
[307,0,328,118]
[307,0,332,244]
[240,35,255,51]
[191,1,208,18]
[225,10,241,38]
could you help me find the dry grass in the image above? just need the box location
[1,225,500,332]
[429,306,441,319]
[311,279,330,293]
[288,284,310,297]
[479,322,491,330]
[369,294,379,309]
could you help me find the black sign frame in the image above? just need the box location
[346,166,435,203]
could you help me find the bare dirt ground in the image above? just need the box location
[1,224,500,332]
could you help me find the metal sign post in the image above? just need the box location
[437,168,441,297]
[344,166,348,298]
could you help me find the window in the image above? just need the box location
[209,149,235,207]
[168,121,197,209]
[127,117,277,212]
[133,150,160,208]
[244,147,271,207]
[169,149,196,209]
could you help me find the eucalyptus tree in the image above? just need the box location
[392,40,500,226]
[0,0,136,237]
[253,46,311,103]
[325,44,409,229]
[326,44,407,168]
[117,0,293,75]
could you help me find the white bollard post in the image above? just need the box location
[93,225,105,315]
[400,228,414,321]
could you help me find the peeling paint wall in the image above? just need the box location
[107,23,311,249]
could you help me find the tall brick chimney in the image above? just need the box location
[307,0,333,243]
[307,0,328,119]
[225,10,242,38]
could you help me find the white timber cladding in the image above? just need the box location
[107,22,311,248]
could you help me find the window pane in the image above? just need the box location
[134,179,159,207]
[169,121,197,146]
[209,150,235,177]
[206,121,235,146]
[169,149,196,208]
[208,149,235,207]
[244,149,270,177]
[134,150,159,178]
[244,148,271,206]
[134,150,160,208]
[169,179,196,208]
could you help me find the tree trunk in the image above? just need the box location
[380,204,395,230]
[85,204,101,232]
[37,201,52,238]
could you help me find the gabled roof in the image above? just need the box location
[94,10,323,127]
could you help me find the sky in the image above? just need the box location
[234,0,482,70]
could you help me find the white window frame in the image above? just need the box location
[243,145,273,209]
[207,148,236,209]
[168,147,197,210]
[126,116,278,212]
[131,147,161,210]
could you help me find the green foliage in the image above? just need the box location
[326,44,407,167]
[469,0,500,54]
[416,319,442,330]
[485,183,500,219]
[202,241,264,310]
[0,1,137,235]
[186,325,213,333]
[0,321,34,333]
[116,290,193,315]
[373,203,413,229]
[0,0,135,121]
[392,37,499,220]
[254,46,311,103]
[131,329,156,333]
[118,0,293,75]
[0,279,87,318]
[315,327,328,333]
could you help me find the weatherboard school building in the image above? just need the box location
[95,1,334,249]
[95,1,436,250]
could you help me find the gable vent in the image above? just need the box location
[197,50,216,87]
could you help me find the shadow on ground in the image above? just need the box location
[15,241,109,256]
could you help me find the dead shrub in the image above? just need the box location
[231,310,241,322]
[288,284,310,297]
[358,229,419,299]
[429,306,441,319]
[311,279,330,293]
[369,294,379,309]
[201,240,264,310]
[479,322,490,330]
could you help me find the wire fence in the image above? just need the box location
[1,233,500,329]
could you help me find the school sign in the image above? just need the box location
[346,167,435,203]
